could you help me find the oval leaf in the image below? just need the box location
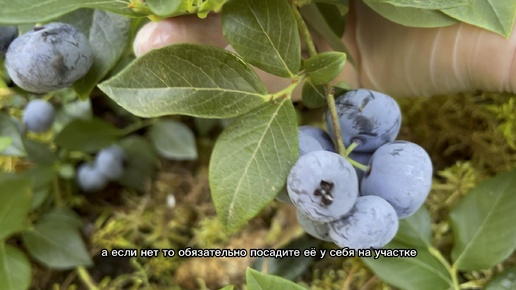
[305,52,346,85]
[0,176,31,240]
[149,119,198,161]
[363,0,458,28]
[394,205,432,248]
[22,210,92,269]
[222,0,301,78]
[486,266,516,290]
[301,79,327,108]
[118,136,158,191]
[54,118,122,152]
[0,114,25,157]
[450,169,516,270]
[246,268,307,290]
[367,0,468,9]
[0,244,31,290]
[0,1,137,24]
[0,137,12,152]
[146,0,183,17]
[362,241,453,290]
[300,4,350,55]
[99,44,268,118]
[209,99,298,233]
[57,9,132,99]
[441,0,516,38]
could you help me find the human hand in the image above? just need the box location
[133,0,516,98]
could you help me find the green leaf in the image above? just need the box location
[0,244,31,290]
[362,241,453,290]
[149,119,198,161]
[0,176,31,240]
[22,209,92,269]
[246,268,307,290]
[253,236,317,280]
[99,44,268,118]
[305,52,346,85]
[450,169,516,270]
[394,205,432,248]
[486,266,516,290]
[441,0,516,38]
[0,1,138,24]
[222,0,301,78]
[54,118,122,152]
[219,286,234,290]
[301,80,326,109]
[23,165,55,210]
[300,3,350,57]
[0,114,25,157]
[367,0,468,9]
[38,207,84,229]
[54,9,132,99]
[363,0,458,28]
[146,0,183,17]
[209,99,298,233]
[0,137,12,152]
[118,136,158,191]
[22,139,57,165]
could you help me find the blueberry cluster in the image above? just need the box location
[285,89,433,249]
[2,22,93,93]
[77,145,127,192]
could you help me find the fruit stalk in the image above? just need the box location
[292,2,352,159]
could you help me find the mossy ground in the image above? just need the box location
[1,91,515,290]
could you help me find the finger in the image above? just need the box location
[133,14,228,57]
[347,0,516,97]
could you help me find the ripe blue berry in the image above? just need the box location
[299,126,335,152]
[326,89,401,152]
[360,141,433,218]
[77,163,108,192]
[22,99,55,133]
[287,150,358,222]
[95,145,126,181]
[5,23,93,93]
[297,210,332,242]
[0,25,18,58]
[298,130,323,156]
[329,195,398,249]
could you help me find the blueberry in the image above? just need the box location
[22,99,55,133]
[329,195,398,249]
[95,145,126,181]
[326,89,401,152]
[298,130,323,156]
[348,151,372,181]
[299,126,335,152]
[360,141,433,218]
[287,150,359,222]
[77,162,108,192]
[0,25,18,58]
[297,210,332,242]
[5,23,93,93]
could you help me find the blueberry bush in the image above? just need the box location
[0,0,515,289]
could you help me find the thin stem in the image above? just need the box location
[269,76,304,101]
[345,141,359,156]
[121,118,157,135]
[291,1,317,57]
[53,176,65,207]
[429,246,460,290]
[77,266,99,290]
[325,85,347,155]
